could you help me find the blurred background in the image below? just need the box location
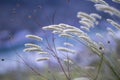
[0,0,120,80]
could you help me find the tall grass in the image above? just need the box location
[24,0,120,80]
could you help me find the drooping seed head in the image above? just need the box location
[23,47,42,52]
[95,4,120,17]
[107,19,120,30]
[112,0,120,3]
[24,43,41,48]
[57,47,76,54]
[36,57,49,61]
[26,35,43,41]
[64,42,74,47]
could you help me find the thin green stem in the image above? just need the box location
[94,54,103,80]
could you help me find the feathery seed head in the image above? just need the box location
[90,13,102,19]
[112,0,120,3]
[96,33,103,39]
[42,25,62,31]
[37,52,48,54]
[63,29,83,35]
[64,42,74,47]
[95,4,120,17]
[25,43,41,48]
[36,57,49,61]
[80,26,90,31]
[106,27,115,34]
[81,18,94,27]
[26,35,43,41]
[57,47,76,54]
[52,30,62,34]
[79,21,92,28]
[59,33,73,38]
[23,47,42,52]
[90,0,109,5]
[77,12,96,22]
[59,23,74,29]
[107,19,120,30]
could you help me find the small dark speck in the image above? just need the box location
[1,59,5,61]
[99,47,102,50]
[107,41,110,44]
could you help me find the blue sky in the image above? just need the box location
[0,0,120,74]
[0,0,120,50]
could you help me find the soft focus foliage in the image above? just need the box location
[1,0,120,80]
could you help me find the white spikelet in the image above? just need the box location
[77,12,96,22]
[106,27,115,34]
[104,10,114,15]
[107,19,120,30]
[63,29,83,34]
[24,43,41,48]
[79,21,92,28]
[81,18,94,27]
[63,30,85,37]
[42,26,51,30]
[26,35,43,41]
[89,41,99,48]
[107,27,116,37]
[64,42,74,47]
[36,57,49,61]
[59,33,73,38]
[108,32,115,37]
[23,47,42,52]
[78,35,92,44]
[59,23,75,29]
[37,52,48,54]
[90,13,102,19]
[77,12,101,30]
[52,30,62,34]
[57,47,76,54]
[95,21,99,25]
[95,4,120,17]
[42,25,62,31]
[90,0,109,5]
[96,33,103,39]
[112,0,120,3]
[80,26,90,31]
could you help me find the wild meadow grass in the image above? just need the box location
[1,0,120,80]
[22,0,120,80]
